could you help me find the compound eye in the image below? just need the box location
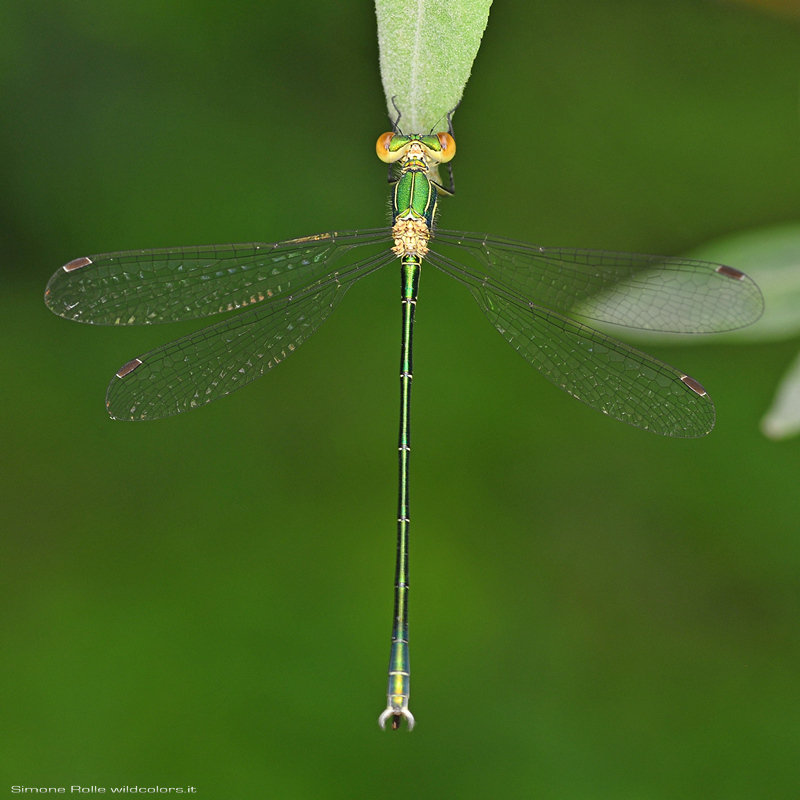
[376,132,405,163]
[435,132,456,163]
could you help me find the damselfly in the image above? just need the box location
[44,125,763,730]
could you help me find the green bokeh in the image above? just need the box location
[3,0,800,796]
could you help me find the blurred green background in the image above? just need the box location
[2,0,800,796]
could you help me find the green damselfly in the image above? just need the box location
[45,124,763,730]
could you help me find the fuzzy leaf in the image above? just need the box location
[375,0,492,134]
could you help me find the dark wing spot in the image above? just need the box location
[64,256,93,272]
[116,358,143,378]
[716,264,745,281]
[680,374,707,396]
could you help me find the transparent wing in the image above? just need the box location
[106,251,395,420]
[433,231,764,333]
[426,250,714,437]
[45,229,390,325]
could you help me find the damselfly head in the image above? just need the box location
[376,132,456,165]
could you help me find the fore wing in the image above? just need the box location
[45,229,390,325]
[433,231,763,333]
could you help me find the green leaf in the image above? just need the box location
[761,350,800,440]
[582,224,800,346]
[683,224,800,343]
[578,223,800,439]
[689,224,800,440]
[375,0,493,134]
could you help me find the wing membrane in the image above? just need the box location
[433,231,763,333]
[45,229,390,325]
[426,250,714,437]
[106,251,395,420]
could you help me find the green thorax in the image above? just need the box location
[392,166,437,230]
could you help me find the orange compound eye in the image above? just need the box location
[435,132,456,163]
[376,132,401,163]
